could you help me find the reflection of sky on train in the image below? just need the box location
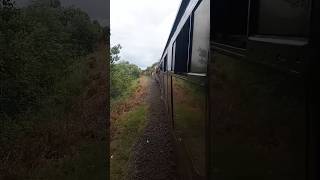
[111,0,181,69]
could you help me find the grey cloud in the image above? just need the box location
[111,0,180,69]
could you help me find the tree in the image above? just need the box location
[110,44,141,99]
[0,0,104,118]
[110,44,122,64]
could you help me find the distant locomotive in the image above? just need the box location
[155,0,319,179]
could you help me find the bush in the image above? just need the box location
[110,61,141,99]
[0,1,107,179]
[110,44,141,99]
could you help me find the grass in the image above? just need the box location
[110,105,147,180]
[110,76,149,179]
[110,78,140,111]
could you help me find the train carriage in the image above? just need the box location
[157,0,319,179]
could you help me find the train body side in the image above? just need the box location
[157,0,319,179]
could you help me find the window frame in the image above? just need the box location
[211,0,250,50]
[164,54,168,72]
[171,0,210,76]
[188,0,210,75]
[160,61,164,71]
[247,0,312,46]
[173,16,192,74]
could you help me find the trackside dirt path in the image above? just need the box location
[127,77,177,180]
[110,76,149,139]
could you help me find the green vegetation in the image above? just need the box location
[143,62,158,76]
[110,105,147,180]
[0,0,107,179]
[110,44,141,100]
[110,78,140,111]
[110,44,148,180]
[1,0,103,118]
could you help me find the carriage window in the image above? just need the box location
[172,42,176,71]
[174,18,191,73]
[255,0,310,37]
[167,46,172,71]
[213,0,249,48]
[190,0,210,73]
[164,55,167,72]
[160,61,163,71]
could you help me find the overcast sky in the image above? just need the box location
[111,0,181,69]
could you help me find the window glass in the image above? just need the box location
[174,18,190,73]
[172,42,176,71]
[190,0,210,73]
[167,46,172,71]
[164,55,167,72]
[213,0,249,48]
[256,0,309,37]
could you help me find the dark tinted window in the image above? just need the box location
[256,0,310,37]
[164,55,167,72]
[213,0,249,48]
[190,0,210,73]
[174,18,190,73]
[160,61,163,71]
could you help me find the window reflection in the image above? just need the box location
[190,0,210,73]
[173,77,206,176]
[213,0,249,48]
[257,0,309,36]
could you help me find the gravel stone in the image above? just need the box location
[127,78,177,180]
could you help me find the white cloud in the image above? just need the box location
[111,0,181,69]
